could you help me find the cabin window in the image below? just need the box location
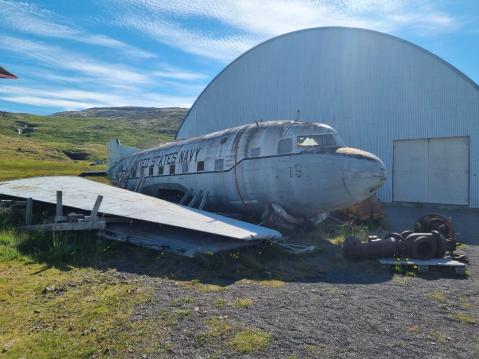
[182,162,188,173]
[250,147,261,157]
[169,164,176,175]
[215,159,224,171]
[149,166,154,176]
[158,166,164,175]
[297,134,336,147]
[277,138,292,154]
[129,167,135,178]
[197,161,205,172]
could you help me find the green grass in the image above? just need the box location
[319,219,384,246]
[229,328,271,353]
[174,308,192,318]
[204,317,233,337]
[214,298,226,309]
[427,291,446,302]
[258,279,286,288]
[427,330,447,343]
[0,112,176,181]
[451,312,476,325]
[0,210,172,357]
[233,298,253,309]
[0,231,158,358]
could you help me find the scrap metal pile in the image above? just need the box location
[343,214,460,260]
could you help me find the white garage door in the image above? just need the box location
[393,137,469,205]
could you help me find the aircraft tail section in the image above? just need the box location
[107,139,140,168]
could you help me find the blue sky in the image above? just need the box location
[0,0,478,114]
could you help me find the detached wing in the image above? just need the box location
[0,176,281,241]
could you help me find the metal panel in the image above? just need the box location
[177,27,479,207]
[0,176,281,240]
[393,139,428,203]
[393,137,469,205]
[428,137,469,205]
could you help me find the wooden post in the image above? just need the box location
[56,191,63,217]
[25,198,33,225]
[90,195,103,221]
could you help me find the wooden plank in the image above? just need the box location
[90,195,103,221]
[378,257,465,268]
[378,257,466,275]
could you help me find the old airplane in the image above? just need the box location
[0,119,386,256]
[107,120,386,227]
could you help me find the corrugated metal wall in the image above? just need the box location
[177,27,479,208]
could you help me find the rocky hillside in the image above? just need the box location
[52,106,188,136]
[0,107,188,181]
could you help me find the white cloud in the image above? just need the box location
[111,0,460,61]
[0,85,195,110]
[117,16,257,61]
[0,0,155,59]
[152,66,207,81]
[0,36,149,86]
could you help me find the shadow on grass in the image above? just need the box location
[3,219,395,286]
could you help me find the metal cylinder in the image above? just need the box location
[342,234,399,259]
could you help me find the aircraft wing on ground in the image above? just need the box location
[0,176,281,241]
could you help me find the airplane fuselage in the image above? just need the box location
[107,121,386,221]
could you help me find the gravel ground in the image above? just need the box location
[101,214,478,359]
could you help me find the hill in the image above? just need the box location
[0,107,186,181]
[52,107,187,136]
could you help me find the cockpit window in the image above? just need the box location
[297,134,336,147]
[278,138,293,154]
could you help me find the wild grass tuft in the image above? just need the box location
[427,291,446,302]
[233,298,253,309]
[258,279,285,288]
[451,312,476,325]
[229,328,271,353]
[427,330,447,343]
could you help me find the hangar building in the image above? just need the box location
[176,27,479,208]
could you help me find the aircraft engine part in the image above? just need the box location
[414,214,454,239]
[342,214,456,260]
[342,234,400,259]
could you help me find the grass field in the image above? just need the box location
[0,110,184,357]
[0,111,177,181]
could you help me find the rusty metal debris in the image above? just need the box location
[342,214,458,260]
[335,196,384,222]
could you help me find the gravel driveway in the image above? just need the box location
[103,206,478,359]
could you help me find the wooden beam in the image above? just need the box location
[25,198,33,225]
[90,195,103,221]
[56,191,63,217]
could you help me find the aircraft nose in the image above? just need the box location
[340,148,386,202]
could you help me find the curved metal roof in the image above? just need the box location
[176,26,478,139]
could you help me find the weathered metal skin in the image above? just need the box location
[107,121,386,221]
